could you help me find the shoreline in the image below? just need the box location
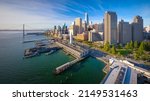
[91,56,110,73]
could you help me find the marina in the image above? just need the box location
[23,34,92,76]
[24,40,61,58]
[24,45,60,58]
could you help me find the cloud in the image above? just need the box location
[0,0,73,29]
[0,0,105,29]
[0,0,149,30]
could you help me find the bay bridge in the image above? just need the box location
[0,24,49,44]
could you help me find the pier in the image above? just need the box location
[54,57,86,75]
[54,41,90,75]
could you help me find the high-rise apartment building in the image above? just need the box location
[104,11,117,44]
[75,18,82,34]
[118,20,132,44]
[132,16,143,42]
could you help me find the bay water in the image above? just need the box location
[0,31,105,84]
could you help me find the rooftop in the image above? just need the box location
[104,59,137,84]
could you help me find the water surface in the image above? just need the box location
[0,31,105,84]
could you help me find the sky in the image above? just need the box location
[0,0,150,29]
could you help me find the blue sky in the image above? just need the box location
[0,0,150,29]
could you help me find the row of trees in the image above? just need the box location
[103,41,150,60]
[133,41,150,60]
[125,41,150,51]
[125,41,150,55]
[125,41,138,49]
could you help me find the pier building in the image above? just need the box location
[56,41,89,58]
[102,58,150,84]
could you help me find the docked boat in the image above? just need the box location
[45,50,56,56]
[24,51,40,58]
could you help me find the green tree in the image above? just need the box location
[104,41,110,51]
[118,43,122,49]
[111,45,117,54]
[144,41,150,51]
[117,52,121,56]
[134,41,138,49]
[125,42,130,49]
[133,52,139,60]
[129,41,133,49]
[138,42,145,55]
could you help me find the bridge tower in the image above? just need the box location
[23,24,25,37]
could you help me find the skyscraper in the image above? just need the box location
[75,18,82,34]
[54,25,57,34]
[104,11,117,44]
[82,21,87,32]
[118,20,132,44]
[132,16,143,42]
[85,12,89,25]
[58,25,61,32]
